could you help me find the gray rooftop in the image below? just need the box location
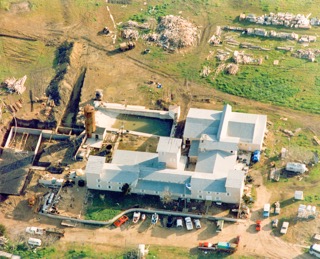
[190,177,226,193]
[225,170,245,189]
[134,180,191,195]
[157,137,182,153]
[85,156,105,175]
[139,168,192,184]
[100,164,139,184]
[184,108,222,139]
[195,150,237,177]
[112,150,158,167]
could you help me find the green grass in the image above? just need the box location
[85,208,122,221]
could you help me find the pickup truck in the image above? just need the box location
[26,227,45,235]
[280,222,289,234]
[185,217,193,230]
[263,203,270,217]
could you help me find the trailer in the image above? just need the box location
[198,241,238,253]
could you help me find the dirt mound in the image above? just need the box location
[145,15,199,51]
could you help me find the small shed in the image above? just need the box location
[294,190,304,200]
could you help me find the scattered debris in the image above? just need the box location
[292,49,320,62]
[240,42,270,51]
[216,49,230,61]
[144,15,199,50]
[233,51,263,65]
[208,26,222,45]
[297,204,318,219]
[119,41,135,51]
[200,66,211,77]
[225,63,239,75]
[313,136,320,146]
[241,12,311,29]
[276,46,294,52]
[3,75,27,94]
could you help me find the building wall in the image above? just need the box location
[238,142,261,152]
[158,151,181,169]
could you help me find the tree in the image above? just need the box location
[0,224,6,236]
[121,183,131,195]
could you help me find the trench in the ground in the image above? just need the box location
[61,67,86,128]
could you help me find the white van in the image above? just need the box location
[28,237,42,247]
[310,244,320,258]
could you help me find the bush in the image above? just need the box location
[0,224,6,236]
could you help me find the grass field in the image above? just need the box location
[1,0,320,114]
[85,190,163,221]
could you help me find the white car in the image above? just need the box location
[185,217,193,230]
[280,222,289,234]
[26,227,45,235]
[309,244,320,258]
[176,217,183,228]
[193,219,201,229]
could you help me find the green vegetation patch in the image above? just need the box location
[85,208,122,221]
[130,3,170,23]
[210,70,299,105]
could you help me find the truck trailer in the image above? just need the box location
[198,241,238,253]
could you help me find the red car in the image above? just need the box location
[114,215,129,227]
[256,220,261,231]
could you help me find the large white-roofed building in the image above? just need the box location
[85,105,267,204]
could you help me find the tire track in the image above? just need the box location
[126,56,180,83]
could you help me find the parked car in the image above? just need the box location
[263,203,270,218]
[166,215,174,228]
[185,217,193,230]
[256,220,261,231]
[272,219,279,228]
[280,221,289,234]
[216,219,224,232]
[113,215,129,227]
[151,213,159,225]
[176,217,183,228]
[251,150,261,163]
[194,219,201,229]
[309,244,320,258]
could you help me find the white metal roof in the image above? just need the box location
[156,137,182,153]
[195,150,237,177]
[199,134,239,152]
[112,150,158,166]
[85,156,105,175]
[184,108,222,139]
[225,170,245,189]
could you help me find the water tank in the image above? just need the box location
[78,179,86,187]
[84,104,96,138]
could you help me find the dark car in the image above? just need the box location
[166,215,174,228]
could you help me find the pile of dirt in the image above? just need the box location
[144,15,199,50]
[45,41,84,126]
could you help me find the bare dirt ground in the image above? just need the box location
[0,1,319,258]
